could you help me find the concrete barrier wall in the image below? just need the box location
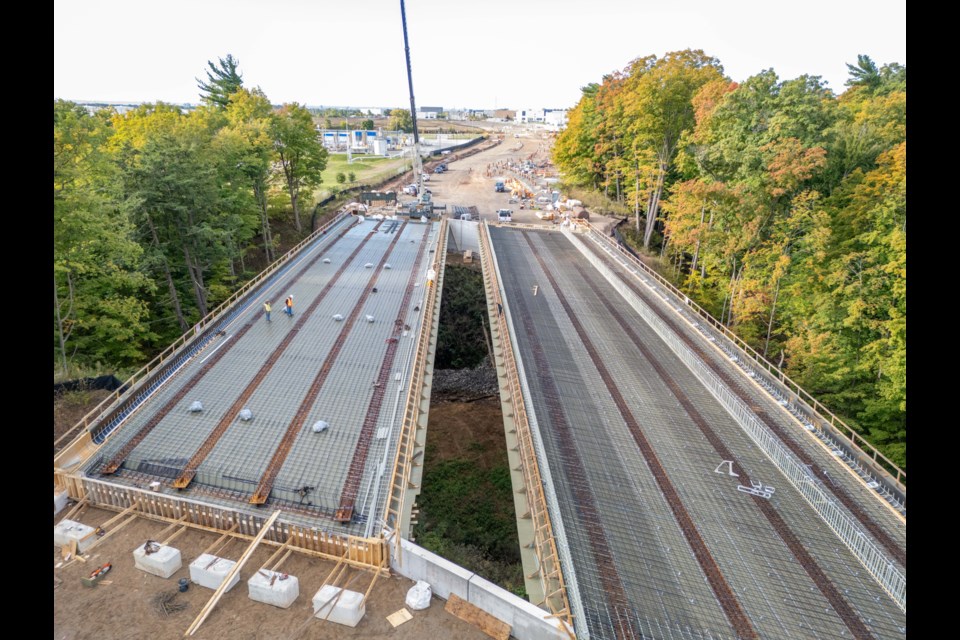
[447,219,481,254]
[389,537,568,640]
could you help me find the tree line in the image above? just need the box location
[554,51,906,467]
[54,56,330,377]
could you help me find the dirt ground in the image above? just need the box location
[54,506,490,640]
[427,396,505,463]
[54,389,112,453]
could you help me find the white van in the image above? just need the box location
[497,209,512,223]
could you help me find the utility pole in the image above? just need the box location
[399,0,423,194]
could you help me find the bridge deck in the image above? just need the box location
[489,226,905,640]
[87,218,438,535]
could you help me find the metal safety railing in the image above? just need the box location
[578,221,906,496]
[479,223,574,632]
[566,228,906,613]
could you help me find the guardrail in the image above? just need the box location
[566,228,906,613]
[479,223,573,628]
[54,212,354,461]
[582,221,906,495]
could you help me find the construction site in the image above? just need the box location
[54,131,907,638]
[54,8,905,637]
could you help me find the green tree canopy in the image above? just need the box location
[197,54,244,108]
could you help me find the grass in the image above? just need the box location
[314,154,412,202]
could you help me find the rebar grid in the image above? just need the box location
[84,220,436,536]
[564,228,906,613]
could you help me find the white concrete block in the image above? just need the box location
[248,570,299,609]
[133,543,182,579]
[54,519,97,553]
[54,490,69,516]
[312,585,365,627]
[189,554,240,592]
[389,536,472,601]
[469,574,565,639]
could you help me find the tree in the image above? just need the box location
[336,172,346,184]
[348,171,356,183]
[361,119,375,131]
[54,100,154,373]
[270,103,329,233]
[390,109,414,133]
[845,54,881,91]
[197,54,244,108]
[220,88,279,262]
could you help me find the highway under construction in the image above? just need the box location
[54,141,906,639]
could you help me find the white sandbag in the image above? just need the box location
[333,314,344,321]
[323,258,331,264]
[364,263,373,269]
[405,580,432,611]
[189,401,203,413]
[384,263,392,269]
[238,408,253,421]
[312,421,329,433]
[356,215,365,223]
[365,315,375,323]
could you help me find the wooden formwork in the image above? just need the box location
[77,478,388,571]
[477,222,573,630]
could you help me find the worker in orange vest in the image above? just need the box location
[284,296,294,317]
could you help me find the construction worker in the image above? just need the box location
[264,301,272,322]
[285,295,294,317]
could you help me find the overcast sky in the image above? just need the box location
[54,0,905,110]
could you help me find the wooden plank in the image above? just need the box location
[201,523,239,555]
[155,515,189,541]
[59,497,88,523]
[84,513,139,553]
[185,510,281,637]
[258,535,293,573]
[444,593,511,640]
[163,526,188,547]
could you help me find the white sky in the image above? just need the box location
[54,0,905,110]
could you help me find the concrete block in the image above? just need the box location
[189,554,240,592]
[469,574,567,640]
[54,490,69,516]
[133,543,182,579]
[312,585,365,627]
[54,519,97,553]
[389,536,472,601]
[248,570,299,609]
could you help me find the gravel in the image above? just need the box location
[432,358,499,398]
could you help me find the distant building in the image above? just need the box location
[517,108,544,123]
[417,106,443,120]
[359,107,384,116]
[492,109,515,122]
[544,109,569,129]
